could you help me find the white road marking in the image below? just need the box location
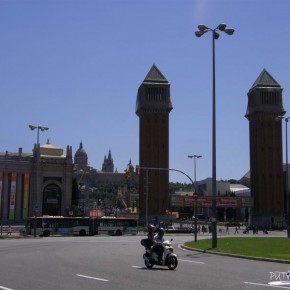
[131,265,143,269]
[244,281,290,289]
[179,259,205,264]
[76,274,109,282]
[268,281,290,286]
[0,286,14,290]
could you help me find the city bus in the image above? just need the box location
[97,216,138,236]
[25,216,92,237]
[26,216,138,237]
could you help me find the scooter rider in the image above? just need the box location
[152,227,165,261]
[146,224,155,247]
[141,224,155,248]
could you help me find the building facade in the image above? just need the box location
[135,65,173,224]
[245,69,285,225]
[0,140,73,223]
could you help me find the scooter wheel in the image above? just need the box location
[143,254,154,269]
[144,259,154,269]
[167,256,178,270]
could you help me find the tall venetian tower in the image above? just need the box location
[246,69,285,225]
[136,65,173,224]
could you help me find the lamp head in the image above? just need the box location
[197,24,209,31]
[29,125,37,131]
[195,30,205,37]
[224,28,235,35]
[214,31,220,39]
[217,23,227,31]
[188,155,194,159]
[40,126,49,132]
[276,116,290,122]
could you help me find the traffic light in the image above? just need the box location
[124,164,131,179]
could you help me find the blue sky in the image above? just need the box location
[1,0,290,183]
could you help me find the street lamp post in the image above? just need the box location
[195,23,234,248]
[188,155,202,242]
[188,155,202,190]
[276,116,290,238]
[29,125,49,149]
[29,125,49,237]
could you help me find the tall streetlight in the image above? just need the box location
[29,125,49,148]
[195,23,234,248]
[276,116,290,238]
[188,155,202,190]
[29,125,49,237]
[188,155,202,242]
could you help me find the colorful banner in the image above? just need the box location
[0,172,3,216]
[89,210,103,217]
[170,195,254,208]
[9,172,17,219]
[22,173,30,219]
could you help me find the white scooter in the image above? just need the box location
[142,238,178,270]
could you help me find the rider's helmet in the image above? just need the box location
[148,224,155,233]
[158,227,165,237]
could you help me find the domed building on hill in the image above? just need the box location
[73,142,138,216]
[74,142,88,170]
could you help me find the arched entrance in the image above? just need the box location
[43,184,62,216]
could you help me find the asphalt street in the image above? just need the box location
[0,233,289,290]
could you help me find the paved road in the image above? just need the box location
[0,234,289,290]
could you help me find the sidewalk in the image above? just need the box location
[215,226,287,238]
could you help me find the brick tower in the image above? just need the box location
[246,69,285,225]
[136,65,173,225]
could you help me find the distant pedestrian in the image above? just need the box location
[226,225,229,235]
[234,226,238,234]
[253,226,258,234]
[7,226,12,235]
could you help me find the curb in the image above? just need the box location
[180,244,290,265]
